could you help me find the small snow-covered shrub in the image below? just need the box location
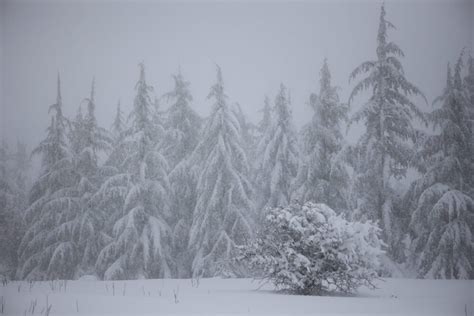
[241,202,384,295]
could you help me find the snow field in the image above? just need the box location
[1,278,473,316]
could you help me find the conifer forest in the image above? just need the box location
[1,1,473,302]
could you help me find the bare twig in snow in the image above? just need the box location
[173,285,180,304]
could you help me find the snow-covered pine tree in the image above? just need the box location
[35,74,70,174]
[96,63,173,280]
[69,79,111,276]
[161,70,201,277]
[92,100,132,272]
[0,142,12,211]
[151,97,166,148]
[69,105,86,157]
[2,141,30,277]
[106,100,128,171]
[292,59,349,212]
[80,78,111,168]
[17,74,81,280]
[0,141,21,278]
[187,65,254,277]
[257,96,272,135]
[255,83,299,210]
[0,140,31,278]
[12,141,31,210]
[112,100,126,140]
[18,76,109,280]
[464,55,474,134]
[348,4,426,260]
[162,70,201,168]
[408,55,474,279]
[91,101,131,279]
[253,95,273,220]
[232,102,258,165]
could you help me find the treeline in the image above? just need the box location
[0,5,473,280]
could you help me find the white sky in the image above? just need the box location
[0,0,472,151]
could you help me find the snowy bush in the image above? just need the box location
[241,202,384,295]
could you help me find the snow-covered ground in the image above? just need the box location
[1,277,473,316]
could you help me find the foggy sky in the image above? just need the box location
[1,0,472,153]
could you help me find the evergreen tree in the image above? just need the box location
[255,83,299,210]
[253,95,273,215]
[408,56,474,279]
[232,102,258,166]
[93,101,130,279]
[292,59,349,212]
[112,100,126,141]
[35,74,70,173]
[463,55,474,131]
[348,5,426,259]
[81,78,110,169]
[12,141,31,207]
[18,76,110,280]
[162,70,201,168]
[96,64,173,280]
[0,140,11,193]
[0,141,20,277]
[187,65,254,277]
[0,140,31,278]
[257,96,272,135]
[0,141,13,214]
[161,70,201,277]
[151,97,166,147]
[6,141,30,276]
[69,105,86,156]
[17,75,80,280]
[71,79,111,275]
[106,101,128,171]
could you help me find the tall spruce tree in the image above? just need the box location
[255,84,299,210]
[0,141,12,209]
[464,55,474,131]
[95,64,173,280]
[232,102,258,165]
[17,75,80,280]
[69,105,86,156]
[408,55,474,279]
[253,95,273,219]
[161,70,201,277]
[348,5,426,259]
[0,141,13,216]
[5,141,30,277]
[0,141,21,278]
[187,66,254,277]
[162,70,201,168]
[70,79,111,275]
[17,76,111,279]
[292,59,349,212]
[112,101,126,139]
[72,79,111,177]
[151,97,166,148]
[93,101,130,279]
[106,101,128,171]
[257,96,272,135]
[13,141,30,209]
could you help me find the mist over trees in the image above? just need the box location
[1,5,473,281]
